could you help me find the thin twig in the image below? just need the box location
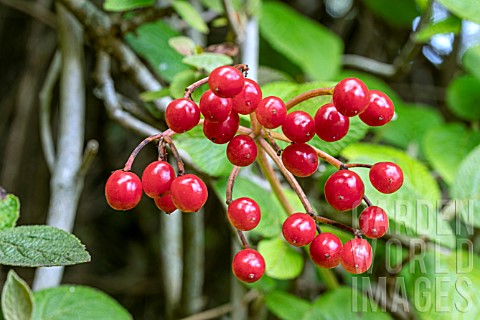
[226,166,241,205]
[285,87,334,110]
[164,136,185,175]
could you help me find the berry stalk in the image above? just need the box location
[285,87,334,110]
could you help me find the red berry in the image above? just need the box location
[309,233,343,268]
[208,66,244,98]
[105,170,142,210]
[359,90,395,126]
[282,213,316,247]
[333,78,370,117]
[154,192,177,214]
[341,238,372,274]
[255,96,287,129]
[359,206,389,239]
[324,170,364,211]
[226,135,258,167]
[282,111,315,143]
[199,89,232,123]
[170,174,208,212]
[227,197,261,231]
[281,143,318,177]
[314,103,350,142]
[141,161,176,198]
[232,248,265,283]
[231,78,262,115]
[369,162,403,194]
[203,112,240,144]
[165,98,200,133]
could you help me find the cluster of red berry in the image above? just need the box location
[105,65,404,284]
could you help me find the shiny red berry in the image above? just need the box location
[333,78,370,117]
[208,66,244,98]
[165,98,200,133]
[154,192,177,214]
[105,170,142,210]
[255,96,287,129]
[341,238,372,274]
[281,143,318,177]
[227,197,261,231]
[359,90,395,126]
[369,162,403,194]
[232,248,265,283]
[359,206,389,239]
[231,78,262,115]
[324,170,364,211]
[199,89,232,123]
[141,161,175,198]
[226,135,258,167]
[282,213,316,247]
[170,174,208,213]
[309,233,343,268]
[203,112,240,144]
[314,103,350,142]
[282,111,315,143]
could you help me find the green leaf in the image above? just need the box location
[447,75,480,120]
[341,144,455,248]
[182,53,233,73]
[436,0,480,24]
[414,16,462,43]
[401,250,480,319]
[452,144,480,228]
[423,123,480,184]
[139,88,170,102]
[0,226,90,267]
[463,45,480,79]
[126,21,189,83]
[0,193,19,231]
[103,0,154,11]
[258,237,304,280]
[310,287,392,320]
[260,2,343,81]
[169,69,203,100]
[363,0,419,27]
[33,286,132,320]
[168,36,197,56]
[201,0,224,13]
[2,270,33,320]
[265,291,311,320]
[172,1,209,34]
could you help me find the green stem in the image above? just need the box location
[317,267,340,290]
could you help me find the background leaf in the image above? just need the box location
[172,1,209,34]
[0,226,90,267]
[182,53,233,73]
[362,0,419,27]
[265,291,311,320]
[257,237,304,280]
[463,45,480,79]
[0,194,19,231]
[260,2,343,81]
[1,270,33,320]
[103,0,154,11]
[414,16,461,43]
[447,75,480,120]
[33,286,132,320]
[436,0,480,24]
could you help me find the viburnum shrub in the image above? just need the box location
[105,64,404,282]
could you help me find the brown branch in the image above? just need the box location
[285,87,334,110]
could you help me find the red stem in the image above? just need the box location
[285,87,334,110]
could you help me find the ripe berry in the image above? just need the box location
[359,206,389,239]
[324,170,364,211]
[359,90,395,126]
[105,170,142,210]
[314,103,350,142]
[199,89,232,123]
[165,98,200,133]
[282,213,316,247]
[369,162,403,194]
[141,161,175,198]
[281,143,318,177]
[203,112,240,144]
[232,248,265,283]
[341,238,372,274]
[227,197,261,231]
[309,233,343,268]
[208,66,244,98]
[226,135,258,167]
[170,174,208,213]
[255,96,287,129]
[154,192,177,214]
[333,78,370,117]
[231,78,262,115]
[282,111,315,143]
